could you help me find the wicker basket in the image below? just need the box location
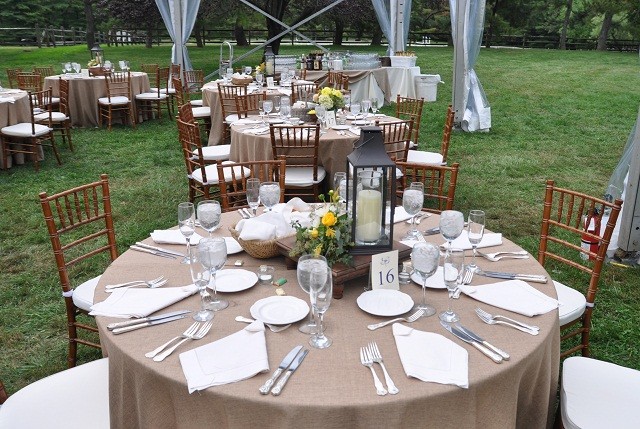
[231,76,253,86]
[229,226,292,259]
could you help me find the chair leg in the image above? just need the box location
[48,132,62,165]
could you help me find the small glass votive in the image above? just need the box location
[336,115,347,126]
[257,265,275,284]
[398,261,412,285]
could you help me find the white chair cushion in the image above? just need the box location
[98,96,130,105]
[191,161,249,186]
[160,88,176,95]
[72,275,101,311]
[197,145,231,161]
[561,356,640,429]
[408,140,417,149]
[284,166,327,187]
[192,106,210,118]
[190,99,203,107]
[1,123,51,137]
[135,92,168,101]
[553,280,586,326]
[34,112,68,122]
[407,150,444,165]
[0,358,110,429]
[225,114,239,124]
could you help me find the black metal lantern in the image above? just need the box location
[90,43,104,65]
[346,126,396,255]
[264,45,275,77]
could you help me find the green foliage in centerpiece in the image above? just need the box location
[290,191,353,266]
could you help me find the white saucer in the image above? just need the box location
[250,296,310,324]
[410,266,446,289]
[212,269,258,293]
[356,289,414,316]
[268,118,284,124]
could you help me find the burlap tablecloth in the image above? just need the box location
[0,90,44,168]
[96,213,559,429]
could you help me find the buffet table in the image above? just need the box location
[95,212,559,429]
[0,89,44,169]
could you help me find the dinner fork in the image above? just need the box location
[105,276,166,290]
[475,309,539,335]
[367,309,424,330]
[477,250,529,262]
[360,347,387,396]
[475,307,540,332]
[145,322,200,358]
[453,269,474,299]
[368,342,398,394]
[153,320,213,362]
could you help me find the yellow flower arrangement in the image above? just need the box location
[312,87,345,111]
[87,59,100,67]
[290,190,353,266]
[254,62,266,76]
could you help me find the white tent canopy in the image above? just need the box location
[372,0,413,56]
[155,0,201,75]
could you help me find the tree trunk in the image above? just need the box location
[333,19,344,46]
[596,10,613,51]
[145,25,153,48]
[235,18,249,46]
[559,0,573,50]
[485,0,501,48]
[265,0,290,54]
[371,28,383,46]
[83,0,96,49]
[194,22,203,47]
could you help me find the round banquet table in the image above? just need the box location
[95,212,559,429]
[0,89,45,168]
[44,72,150,128]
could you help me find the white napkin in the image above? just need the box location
[235,211,295,240]
[348,127,361,135]
[277,88,292,96]
[393,323,468,388]
[0,97,15,104]
[443,231,503,250]
[89,285,198,318]
[387,206,415,224]
[179,320,269,393]
[243,126,270,135]
[407,266,446,288]
[150,229,204,245]
[459,280,559,317]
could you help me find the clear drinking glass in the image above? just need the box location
[273,96,281,115]
[297,254,328,334]
[178,202,196,264]
[259,182,280,211]
[402,182,424,240]
[255,72,264,87]
[72,62,81,74]
[350,102,361,119]
[467,210,485,271]
[361,99,371,125]
[439,210,465,255]
[309,264,333,348]
[189,245,214,322]
[410,242,440,317]
[315,105,326,134]
[258,100,265,124]
[197,237,228,311]
[439,249,464,323]
[244,66,252,75]
[370,97,380,116]
[263,100,273,117]
[246,178,261,216]
[197,200,221,237]
[333,172,347,202]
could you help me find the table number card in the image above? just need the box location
[266,77,275,88]
[325,111,337,127]
[370,250,399,290]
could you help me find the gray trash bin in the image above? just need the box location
[414,74,443,102]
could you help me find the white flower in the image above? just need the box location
[318,94,334,110]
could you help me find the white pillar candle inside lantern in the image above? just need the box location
[355,171,383,244]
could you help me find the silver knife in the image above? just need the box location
[440,321,503,363]
[130,245,176,259]
[478,270,547,284]
[271,348,309,396]
[259,345,303,395]
[454,324,510,360]
[107,310,191,330]
[112,314,188,334]
[135,242,185,258]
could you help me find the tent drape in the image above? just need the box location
[372,0,412,55]
[450,0,491,132]
[155,0,200,73]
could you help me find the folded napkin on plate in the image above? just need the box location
[387,206,415,224]
[89,285,198,318]
[443,231,502,250]
[348,127,361,136]
[179,320,269,393]
[393,323,468,388]
[243,126,270,135]
[0,97,15,104]
[150,229,204,245]
[404,266,445,288]
[459,280,558,317]
[277,88,292,96]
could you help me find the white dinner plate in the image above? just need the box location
[268,118,284,124]
[212,269,258,293]
[410,266,446,289]
[346,115,362,120]
[356,289,414,316]
[224,236,243,255]
[352,120,368,126]
[250,296,310,325]
[331,125,350,130]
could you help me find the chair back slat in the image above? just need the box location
[217,159,286,211]
[291,82,318,104]
[6,67,22,88]
[396,95,425,148]
[396,162,460,213]
[234,92,267,118]
[376,119,413,162]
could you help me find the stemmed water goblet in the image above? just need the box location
[350,102,361,120]
[255,72,264,87]
[333,172,347,200]
[439,210,465,255]
[259,182,280,211]
[72,62,81,74]
[189,245,214,322]
[309,264,333,349]
[197,200,221,237]
[197,237,228,311]
[263,100,273,118]
[178,202,196,264]
[297,254,328,334]
[273,96,281,116]
[244,66,252,76]
[64,62,72,74]
[439,249,464,323]
[258,100,266,125]
[402,182,424,240]
[280,96,291,122]
[410,242,440,317]
[467,210,485,272]
[246,178,261,216]
[315,105,326,134]
[361,99,371,125]
[370,97,380,116]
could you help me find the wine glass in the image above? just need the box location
[64,62,72,74]
[197,237,228,311]
[439,249,464,323]
[467,210,485,272]
[273,96,281,116]
[361,99,371,125]
[246,178,261,216]
[178,202,195,264]
[244,66,252,76]
[350,102,361,120]
[333,172,346,198]
[258,100,265,125]
[263,100,273,117]
[315,105,326,134]
[197,200,221,237]
[189,244,214,322]
[439,210,465,255]
[371,97,380,116]
[255,72,264,87]
[259,182,280,211]
[72,62,81,74]
[309,264,333,349]
[402,182,424,240]
[297,254,328,334]
[410,242,440,317]
[103,60,113,71]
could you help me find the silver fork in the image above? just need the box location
[360,347,387,396]
[105,276,166,290]
[453,269,473,299]
[235,316,290,332]
[145,322,200,358]
[238,209,249,219]
[368,342,398,394]
[475,309,539,335]
[367,309,424,330]
[475,307,540,331]
[153,320,213,361]
[477,250,529,262]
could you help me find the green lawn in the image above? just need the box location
[1,44,639,393]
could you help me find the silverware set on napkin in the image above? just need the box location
[144,320,214,361]
[360,342,398,395]
[259,345,309,396]
[440,321,508,364]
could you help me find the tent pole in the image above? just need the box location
[452,0,467,128]
[173,0,184,75]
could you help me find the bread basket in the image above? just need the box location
[229,226,291,259]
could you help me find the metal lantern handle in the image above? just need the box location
[219,41,233,77]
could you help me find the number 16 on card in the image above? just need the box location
[370,250,400,290]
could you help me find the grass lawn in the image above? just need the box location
[1,43,639,393]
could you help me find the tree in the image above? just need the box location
[97,0,162,48]
[559,0,573,49]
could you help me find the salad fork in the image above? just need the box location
[477,250,529,262]
[153,320,213,361]
[145,322,200,358]
[475,309,538,335]
[368,342,398,394]
[360,347,387,396]
[475,307,540,331]
[367,309,424,330]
